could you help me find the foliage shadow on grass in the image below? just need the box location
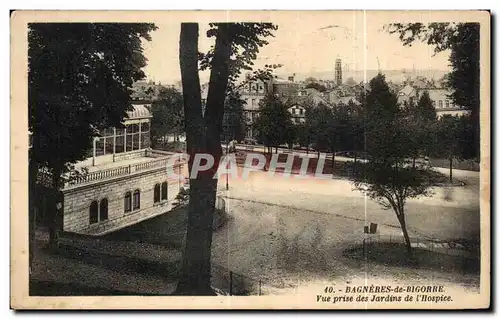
[343,242,480,275]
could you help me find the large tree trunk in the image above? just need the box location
[176,178,218,295]
[175,22,232,295]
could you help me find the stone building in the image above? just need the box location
[34,102,187,236]
[287,104,306,124]
[397,86,471,118]
[239,78,268,139]
[271,76,299,97]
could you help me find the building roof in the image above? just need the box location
[126,104,152,120]
[273,78,295,85]
[398,84,415,96]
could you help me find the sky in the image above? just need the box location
[140,11,452,85]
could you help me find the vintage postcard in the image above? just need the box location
[10,10,490,309]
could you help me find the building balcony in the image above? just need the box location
[61,149,185,190]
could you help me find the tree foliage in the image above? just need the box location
[29,23,157,172]
[364,74,403,161]
[333,101,364,153]
[198,23,279,89]
[28,23,157,246]
[402,91,437,159]
[352,73,436,255]
[434,114,474,181]
[150,87,184,145]
[386,22,480,158]
[306,103,336,152]
[221,91,246,142]
[254,93,294,150]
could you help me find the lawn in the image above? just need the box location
[30,168,480,296]
[211,197,480,294]
[234,151,465,186]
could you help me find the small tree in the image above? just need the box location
[150,87,184,147]
[306,103,336,157]
[295,121,309,148]
[254,93,294,153]
[221,91,246,142]
[347,100,365,162]
[353,161,436,255]
[352,73,436,256]
[402,91,437,165]
[435,114,473,182]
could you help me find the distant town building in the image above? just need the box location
[327,91,360,106]
[292,89,330,108]
[271,76,299,97]
[238,78,268,139]
[397,85,470,118]
[287,104,306,125]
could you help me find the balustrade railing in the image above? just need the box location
[66,155,184,187]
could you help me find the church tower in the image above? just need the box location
[335,58,342,86]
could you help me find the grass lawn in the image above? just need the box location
[234,151,464,186]
[30,169,479,296]
[211,197,480,294]
[30,205,188,296]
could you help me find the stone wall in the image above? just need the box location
[62,166,184,235]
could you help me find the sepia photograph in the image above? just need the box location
[10,10,490,309]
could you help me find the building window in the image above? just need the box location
[161,182,168,200]
[126,123,140,151]
[445,100,450,108]
[438,100,443,108]
[133,189,141,210]
[300,109,304,115]
[141,122,151,149]
[89,201,99,224]
[115,135,125,153]
[104,137,113,155]
[95,138,105,157]
[251,99,256,107]
[124,191,132,213]
[100,198,108,221]
[154,184,161,203]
